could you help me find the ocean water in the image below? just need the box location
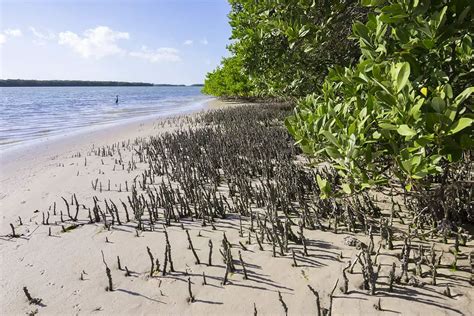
[0,86,209,149]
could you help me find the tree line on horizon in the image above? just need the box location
[203,0,473,223]
[0,79,154,87]
[0,79,205,87]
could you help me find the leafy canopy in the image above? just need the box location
[202,56,253,98]
[203,0,367,98]
[286,0,473,196]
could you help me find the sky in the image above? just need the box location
[0,0,232,84]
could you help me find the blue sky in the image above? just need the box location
[0,0,232,84]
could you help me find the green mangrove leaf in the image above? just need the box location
[395,62,410,93]
[397,124,416,136]
[449,117,473,135]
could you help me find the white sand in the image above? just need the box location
[0,99,472,315]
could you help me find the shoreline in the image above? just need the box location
[0,98,216,195]
[0,96,211,156]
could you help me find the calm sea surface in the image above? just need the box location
[0,86,209,149]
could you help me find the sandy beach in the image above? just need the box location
[0,99,472,316]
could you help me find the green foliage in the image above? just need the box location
[230,0,367,97]
[202,56,254,97]
[203,0,367,98]
[287,0,473,195]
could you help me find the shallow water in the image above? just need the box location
[0,86,209,149]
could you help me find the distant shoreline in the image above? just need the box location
[0,79,204,87]
[0,98,217,170]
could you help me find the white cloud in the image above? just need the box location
[30,27,55,40]
[130,46,181,63]
[0,28,23,45]
[183,39,193,46]
[58,26,129,59]
[200,38,208,45]
[4,29,22,37]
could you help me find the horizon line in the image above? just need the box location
[0,79,204,87]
